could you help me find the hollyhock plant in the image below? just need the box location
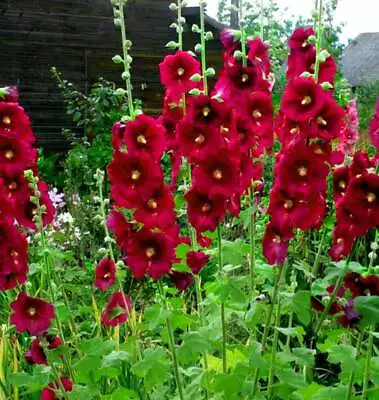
[262,222,294,265]
[369,99,379,151]
[0,102,35,143]
[24,335,63,365]
[159,50,201,100]
[288,26,315,53]
[333,166,350,201]
[338,99,359,153]
[41,377,73,400]
[186,250,209,274]
[101,291,132,327]
[95,257,116,292]
[186,94,227,128]
[170,271,193,292]
[247,37,271,75]
[10,292,55,335]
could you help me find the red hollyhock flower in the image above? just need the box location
[3,87,19,103]
[335,200,370,238]
[244,91,273,134]
[231,112,256,154]
[333,166,350,201]
[186,250,209,274]
[349,151,375,179]
[275,140,329,199]
[95,258,116,292]
[133,184,176,230]
[107,210,133,253]
[187,94,227,128]
[281,77,325,122]
[185,187,227,232]
[263,222,294,265]
[108,151,162,208]
[192,150,240,198]
[123,115,165,161]
[288,26,315,52]
[338,300,361,329]
[157,114,179,152]
[329,225,356,261]
[10,292,55,335]
[220,29,240,56]
[247,37,271,75]
[369,100,379,151]
[0,102,35,143]
[126,228,175,280]
[0,133,37,177]
[1,172,30,206]
[310,97,344,140]
[24,335,63,365]
[177,119,221,162]
[343,173,379,225]
[159,51,201,98]
[41,377,73,400]
[274,113,308,148]
[224,62,267,95]
[268,187,325,231]
[101,291,132,327]
[111,121,126,151]
[170,271,193,292]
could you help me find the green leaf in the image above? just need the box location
[111,388,139,400]
[178,332,212,364]
[277,326,305,345]
[291,290,312,326]
[292,383,324,399]
[355,296,379,327]
[312,385,348,400]
[102,351,131,368]
[292,348,316,368]
[143,303,170,330]
[328,344,358,373]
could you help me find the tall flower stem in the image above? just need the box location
[177,0,183,50]
[363,330,374,399]
[311,229,327,279]
[158,281,185,400]
[260,0,265,40]
[199,0,208,95]
[217,224,227,374]
[248,188,256,293]
[252,264,287,395]
[267,299,281,399]
[346,330,364,400]
[239,0,247,67]
[313,0,324,82]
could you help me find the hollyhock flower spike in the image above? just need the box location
[338,99,359,153]
[95,257,116,292]
[369,99,379,152]
[288,26,315,53]
[101,291,132,327]
[263,222,294,266]
[186,94,227,128]
[41,377,73,400]
[247,37,271,75]
[170,271,193,292]
[10,292,55,335]
[186,250,209,274]
[0,102,35,143]
[333,166,350,201]
[281,77,325,122]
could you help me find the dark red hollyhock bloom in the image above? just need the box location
[220,29,240,57]
[187,94,227,128]
[0,102,35,143]
[275,140,329,199]
[123,114,165,160]
[281,77,325,122]
[244,91,273,134]
[10,292,55,335]
[344,173,379,225]
[101,291,132,327]
[170,271,193,292]
[335,200,370,238]
[268,187,325,231]
[157,114,179,152]
[224,62,267,95]
[329,225,356,261]
[274,113,308,148]
[159,51,201,97]
[310,97,344,140]
[177,119,221,162]
[186,250,209,274]
[247,37,271,75]
[163,92,186,121]
[192,150,240,198]
[0,182,14,223]
[308,139,333,163]
[107,210,133,253]
[111,121,126,151]
[349,151,375,179]
[338,300,361,329]
[126,228,175,280]
[185,187,227,232]
[333,166,350,201]
[16,181,55,230]
[24,335,63,365]
[287,47,337,84]
[0,133,37,177]
[263,221,294,265]
[41,377,73,400]
[231,112,256,154]
[3,87,20,103]
[1,172,30,206]
[133,184,176,229]
[369,100,379,151]
[95,258,116,292]
[108,151,162,208]
[288,26,315,52]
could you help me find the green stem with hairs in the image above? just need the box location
[177,0,183,50]
[311,229,327,279]
[267,299,281,399]
[314,0,324,82]
[363,330,374,399]
[346,330,364,400]
[239,0,247,67]
[199,1,208,95]
[248,187,256,292]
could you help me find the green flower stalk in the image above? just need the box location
[313,0,324,82]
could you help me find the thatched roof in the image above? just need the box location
[342,32,379,87]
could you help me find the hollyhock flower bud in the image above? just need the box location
[101,291,132,327]
[10,292,55,335]
[95,258,116,292]
[369,100,379,151]
[186,250,209,274]
[288,26,315,52]
[177,119,221,162]
[263,222,294,265]
[281,77,325,122]
[41,377,73,400]
[159,51,201,100]
[111,121,126,150]
[192,150,240,199]
[247,37,271,75]
[170,271,193,291]
[122,114,165,161]
[108,151,162,208]
[0,102,35,143]
[185,187,227,232]
[126,228,175,280]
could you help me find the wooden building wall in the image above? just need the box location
[0,0,223,151]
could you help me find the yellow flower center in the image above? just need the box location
[136,135,147,145]
[273,235,281,243]
[147,199,158,209]
[284,200,294,209]
[367,192,376,203]
[213,169,223,180]
[5,150,14,160]
[177,67,185,76]
[317,116,327,126]
[338,181,346,189]
[195,134,205,144]
[202,107,210,117]
[201,202,211,212]
[28,307,37,317]
[131,170,141,181]
[241,73,249,83]
[298,166,308,177]
[2,116,11,125]
[145,247,156,259]
[252,109,262,119]
[301,96,312,105]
